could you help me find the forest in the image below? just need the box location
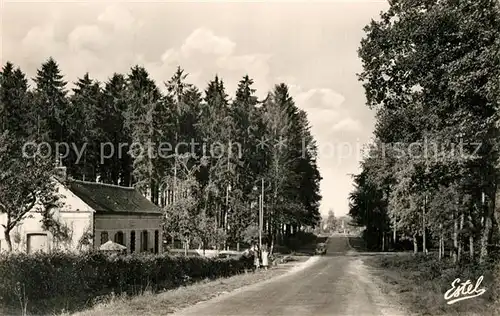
[0,59,322,252]
[349,0,500,264]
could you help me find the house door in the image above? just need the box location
[154,230,159,254]
[142,230,148,252]
[27,233,49,253]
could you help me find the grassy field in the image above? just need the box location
[348,234,500,316]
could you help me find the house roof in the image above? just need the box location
[67,180,162,215]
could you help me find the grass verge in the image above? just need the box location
[363,254,499,316]
[69,256,308,316]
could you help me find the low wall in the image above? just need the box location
[168,249,243,258]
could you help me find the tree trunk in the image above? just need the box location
[215,204,218,229]
[4,229,12,252]
[173,130,179,204]
[441,232,445,260]
[479,216,491,264]
[270,238,274,256]
[458,213,464,262]
[453,213,458,264]
[494,183,500,239]
[479,192,492,264]
[423,195,427,255]
[469,235,474,260]
[468,214,474,261]
[83,151,87,181]
[382,233,385,252]
[413,233,418,254]
[439,223,443,261]
[393,216,397,250]
[224,185,229,250]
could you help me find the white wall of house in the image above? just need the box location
[94,214,163,254]
[0,179,163,254]
[0,181,94,253]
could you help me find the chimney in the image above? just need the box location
[54,155,67,183]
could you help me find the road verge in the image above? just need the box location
[364,254,497,316]
[69,255,318,316]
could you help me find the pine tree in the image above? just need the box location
[68,73,102,181]
[126,66,162,200]
[227,75,260,248]
[294,109,322,228]
[0,62,32,137]
[200,76,233,247]
[99,73,131,185]
[261,84,296,248]
[33,57,69,145]
[163,67,194,205]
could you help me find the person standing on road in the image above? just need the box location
[253,243,260,271]
[261,244,269,270]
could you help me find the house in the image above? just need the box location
[0,165,163,254]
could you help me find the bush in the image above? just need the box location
[0,251,254,314]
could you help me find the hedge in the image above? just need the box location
[0,251,254,314]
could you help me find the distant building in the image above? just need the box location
[0,165,163,254]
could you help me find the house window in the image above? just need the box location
[114,231,124,246]
[130,231,136,253]
[154,230,159,254]
[27,233,48,254]
[142,230,148,252]
[100,231,108,245]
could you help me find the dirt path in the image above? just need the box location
[171,237,408,316]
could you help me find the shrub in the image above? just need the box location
[0,250,253,314]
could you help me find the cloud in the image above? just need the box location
[10,3,273,98]
[294,87,345,110]
[286,85,348,142]
[68,25,106,52]
[21,25,61,59]
[181,27,236,57]
[331,117,362,132]
[160,48,180,65]
[155,27,273,98]
[307,109,340,124]
[97,5,136,30]
[217,54,271,74]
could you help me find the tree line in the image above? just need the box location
[0,59,322,252]
[349,0,500,264]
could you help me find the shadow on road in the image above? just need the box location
[288,236,329,256]
[344,236,414,257]
[311,235,394,257]
[347,236,369,252]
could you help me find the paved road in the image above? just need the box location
[172,237,406,316]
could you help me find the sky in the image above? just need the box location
[1,0,389,217]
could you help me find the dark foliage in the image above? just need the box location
[0,251,254,314]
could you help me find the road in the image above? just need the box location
[171,236,407,316]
